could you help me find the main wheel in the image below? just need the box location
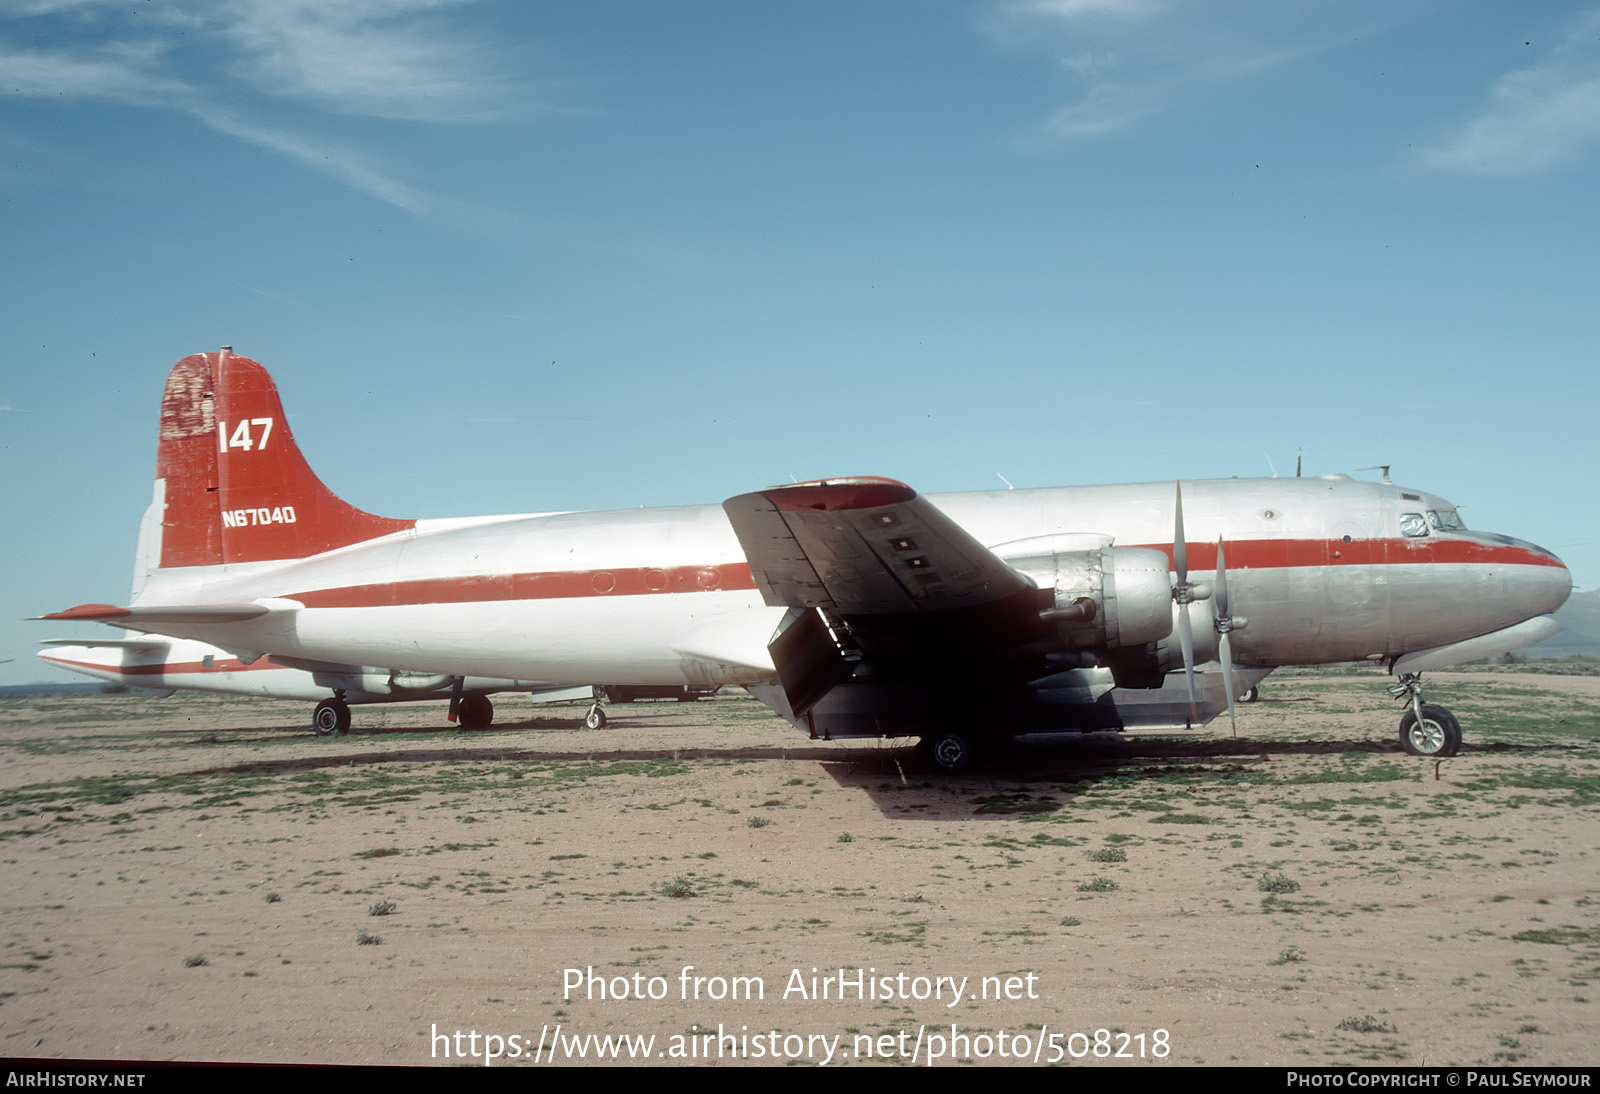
[584,704,607,730]
[1400,703,1461,757]
[920,729,978,773]
[458,694,494,730]
[313,698,350,737]
[1238,685,1260,703]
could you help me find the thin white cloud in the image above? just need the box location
[1421,12,1600,176]
[0,0,535,215]
[219,0,520,123]
[993,0,1388,142]
[192,106,437,216]
[0,47,188,103]
[1012,0,1165,20]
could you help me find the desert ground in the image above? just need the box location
[1,671,1596,1068]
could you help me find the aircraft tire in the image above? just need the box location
[584,704,607,730]
[314,698,351,737]
[458,694,494,730]
[1399,704,1461,758]
[920,729,980,774]
[1238,685,1260,703]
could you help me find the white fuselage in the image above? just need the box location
[127,475,1571,687]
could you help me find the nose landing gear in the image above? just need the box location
[1389,673,1462,757]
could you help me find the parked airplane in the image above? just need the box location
[36,637,594,735]
[38,349,1570,770]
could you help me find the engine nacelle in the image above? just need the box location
[995,534,1173,651]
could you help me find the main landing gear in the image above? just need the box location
[1389,673,1462,758]
[313,697,351,736]
[457,694,494,730]
[584,703,607,729]
[919,729,978,773]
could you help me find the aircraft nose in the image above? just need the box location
[1514,537,1572,616]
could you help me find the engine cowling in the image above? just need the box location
[995,534,1173,651]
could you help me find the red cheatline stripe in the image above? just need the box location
[1128,537,1565,571]
[277,538,1562,610]
[289,563,760,609]
[42,656,274,676]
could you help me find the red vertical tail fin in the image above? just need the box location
[154,348,414,568]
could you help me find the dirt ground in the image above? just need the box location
[1,672,1596,1067]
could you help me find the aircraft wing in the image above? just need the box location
[722,477,1033,614]
[723,478,1050,724]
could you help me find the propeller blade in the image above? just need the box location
[1214,536,1238,736]
[1176,604,1197,722]
[1219,630,1238,737]
[1214,536,1229,620]
[1173,482,1188,582]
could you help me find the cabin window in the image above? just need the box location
[1428,509,1466,531]
[1400,513,1429,538]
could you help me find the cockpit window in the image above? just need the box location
[1400,513,1429,538]
[1428,509,1466,531]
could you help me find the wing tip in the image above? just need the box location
[762,477,916,512]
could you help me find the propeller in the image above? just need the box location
[1213,537,1248,736]
[1170,484,1206,723]
[1170,484,1248,732]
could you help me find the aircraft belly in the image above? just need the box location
[280,590,775,686]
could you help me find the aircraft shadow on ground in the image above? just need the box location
[181,724,1578,821]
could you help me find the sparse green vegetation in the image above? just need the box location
[658,876,695,899]
[1337,1016,1397,1034]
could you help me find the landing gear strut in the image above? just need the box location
[1389,673,1462,757]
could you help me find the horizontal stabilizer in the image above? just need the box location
[39,638,171,652]
[35,602,274,627]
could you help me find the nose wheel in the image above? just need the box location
[1390,674,1461,757]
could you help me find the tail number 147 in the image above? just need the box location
[219,418,274,453]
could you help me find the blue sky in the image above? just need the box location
[3,0,1597,684]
